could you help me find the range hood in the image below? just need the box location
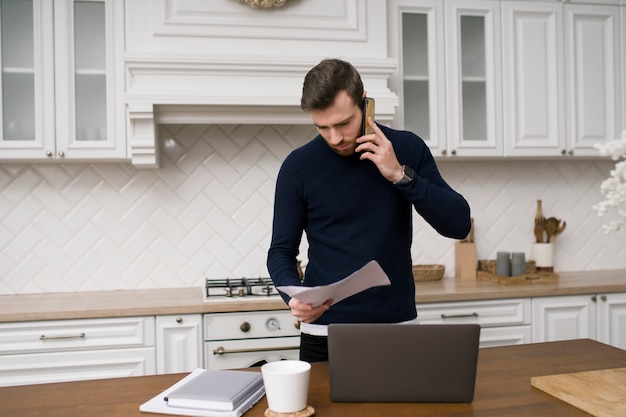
[125,55,399,168]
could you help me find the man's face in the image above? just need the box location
[309,90,363,157]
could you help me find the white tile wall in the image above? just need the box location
[1,124,625,294]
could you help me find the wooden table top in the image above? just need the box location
[2,339,626,416]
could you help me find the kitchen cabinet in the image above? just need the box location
[0,0,126,161]
[502,1,621,157]
[389,0,622,158]
[0,316,156,387]
[155,314,203,374]
[388,0,503,158]
[595,292,626,349]
[416,298,532,347]
[532,292,626,350]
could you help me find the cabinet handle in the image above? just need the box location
[40,332,85,341]
[561,149,567,155]
[58,151,65,158]
[45,151,53,157]
[213,345,299,355]
[592,295,597,302]
[601,295,607,302]
[450,149,457,156]
[441,312,478,319]
[441,149,447,156]
[175,317,183,324]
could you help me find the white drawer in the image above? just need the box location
[0,347,156,387]
[416,299,530,327]
[0,316,156,354]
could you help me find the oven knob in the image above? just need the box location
[240,321,251,333]
[266,318,280,331]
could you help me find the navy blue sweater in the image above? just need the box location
[267,125,471,325]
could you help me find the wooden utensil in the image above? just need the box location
[549,221,567,243]
[544,217,559,242]
[534,200,545,243]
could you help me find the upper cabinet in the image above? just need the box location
[389,0,623,158]
[0,0,125,162]
[389,0,503,157]
[503,1,622,157]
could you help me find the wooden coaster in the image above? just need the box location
[264,405,315,417]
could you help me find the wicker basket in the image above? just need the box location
[478,259,537,274]
[412,264,445,282]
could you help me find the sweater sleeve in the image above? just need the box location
[393,132,471,239]
[266,153,306,302]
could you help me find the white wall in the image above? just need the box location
[1,124,625,295]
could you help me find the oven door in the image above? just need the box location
[205,336,300,370]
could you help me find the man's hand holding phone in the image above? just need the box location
[357,115,405,185]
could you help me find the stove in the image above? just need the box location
[202,277,298,369]
[203,277,281,301]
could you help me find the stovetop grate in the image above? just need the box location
[204,277,279,298]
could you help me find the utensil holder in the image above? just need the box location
[532,243,554,272]
[455,242,476,280]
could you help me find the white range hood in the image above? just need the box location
[123,0,399,168]
[125,55,399,168]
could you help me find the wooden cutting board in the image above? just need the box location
[531,367,626,417]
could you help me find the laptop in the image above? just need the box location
[327,323,481,403]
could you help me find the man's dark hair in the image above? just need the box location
[300,59,364,112]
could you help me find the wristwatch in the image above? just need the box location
[393,165,414,185]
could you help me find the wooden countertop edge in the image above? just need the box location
[1,269,624,323]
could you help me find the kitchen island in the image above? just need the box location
[1,339,624,417]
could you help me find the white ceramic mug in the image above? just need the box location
[261,360,311,413]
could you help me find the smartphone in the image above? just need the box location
[361,97,375,136]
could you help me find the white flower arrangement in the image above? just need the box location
[593,129,626,234]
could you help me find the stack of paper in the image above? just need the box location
[140,369,265,417]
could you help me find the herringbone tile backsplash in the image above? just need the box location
[1,124,625,294]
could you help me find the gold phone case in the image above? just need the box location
[362,97,375,135]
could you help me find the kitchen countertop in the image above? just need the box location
[0,269,624,323]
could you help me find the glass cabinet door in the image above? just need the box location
[445,0,502,156]
[0,0,54,157]
[391,0,501,157]
[392,0,446,154]
[73,0,107,143]
[1,0,35,142]
[55,0,122,158]
[0,0,124,160]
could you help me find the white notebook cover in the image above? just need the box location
[139,369,266,417]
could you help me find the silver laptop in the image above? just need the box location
[327,323,481,403]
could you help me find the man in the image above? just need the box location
[267,58,471,362]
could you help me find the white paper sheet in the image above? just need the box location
[277,260,391,307]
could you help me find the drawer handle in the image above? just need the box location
[440,313,479,319]
[40,333,86,341]
[213,345,299,355]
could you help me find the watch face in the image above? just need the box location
[400,165,413,183]
[404,166,414,180]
